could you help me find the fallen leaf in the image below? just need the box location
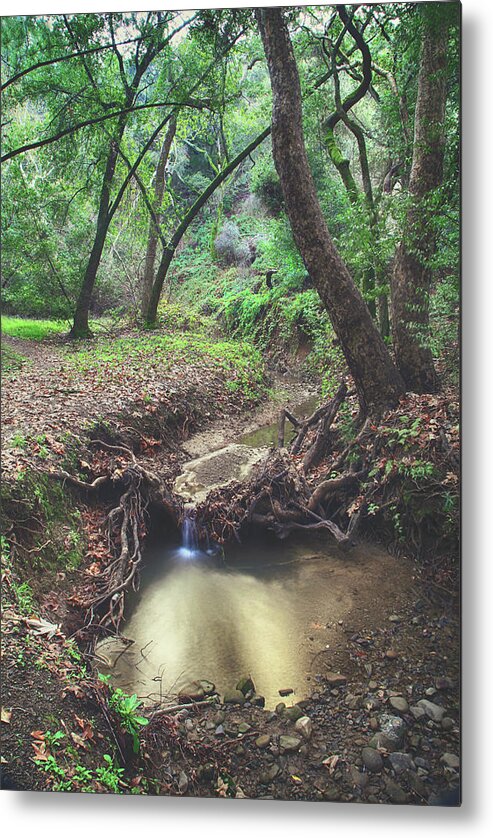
[26,617,61,638]
[31,741,48,760]
[322,755,340,776]
[70,732,89,750]
[1,707,12,724]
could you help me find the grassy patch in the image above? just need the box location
[67,332,266,402]
[1,316,68,340]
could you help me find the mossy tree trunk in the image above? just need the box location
[140,116,177,320]
[390,9,449,393]
[257,8,404,415]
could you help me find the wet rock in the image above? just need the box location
[368,732,399,752]
[197,763,215,782]
[385,778,408,804]
[325,672,347,687]
[198,679,216,695]
[389,752,415,775]
[179,681,207,701]
[441,717,455,731]
[435,676,455,691]
[259,763,280,784]
[349,765,368,789]
[215,725,225,737]
[223,690,246,705]
[428,786,461,806]
[251,694,265,708]
[369,718,379,731]
[275,702,286,716]
[416,699,446,722]
[406,770,427,797]
[440,752,460,770]
[255,734,270,749]
[389,696,409,714]
[324,785,341,801]
[361,747,383,773]
[174,444,268,505]
[379,714,406,748]
[236,675,255,696]
[282,705,304,722]
[363,695,381,711]
[237,722,251,734]
[279,687,294,697]
[178,771,189,794]
[279,735,302,753]
[409,705,426,721]
[425,687,437,697]
[294,716,313,740]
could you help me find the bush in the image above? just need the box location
[214,221,251,266]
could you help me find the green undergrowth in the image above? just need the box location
[66,330,267,402]
[1,471,85,588]
[1,315,69,340]
[167,214,346,391]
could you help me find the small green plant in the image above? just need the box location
[34,754,66,780]
[11,432,27,449]
[95,754,124,792]
[16,650,27,668]
[388,416,423,446]
[44,729,66,749]
[108,688,149,753]
[13,580,35,615]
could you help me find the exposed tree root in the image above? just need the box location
[196,388,459,570]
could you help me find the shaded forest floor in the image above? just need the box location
[1,329,460,803]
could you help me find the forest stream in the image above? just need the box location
[95,401,414,709]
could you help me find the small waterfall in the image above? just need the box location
[179,509,200,559]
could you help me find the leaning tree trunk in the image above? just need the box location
[141,116,177,320]
[70,125,123,338]
[390,10,448,393]
[143,127,271,326]
[257,8,404,415]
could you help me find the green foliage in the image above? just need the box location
[1,316,67,340]
[1,472,85,577]
[108,688,149,754]
[67,330,266,403]
[95,754,125,792]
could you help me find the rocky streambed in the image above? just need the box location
[139,590,460,805]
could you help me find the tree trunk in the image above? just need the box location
[143,126,271,326]
[141,116,177,319]
[70,126,123,338]
[390,10,448,393]
[257,8,404,415]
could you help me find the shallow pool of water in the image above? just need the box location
[237,395,320,448]
[95,535,413,709]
